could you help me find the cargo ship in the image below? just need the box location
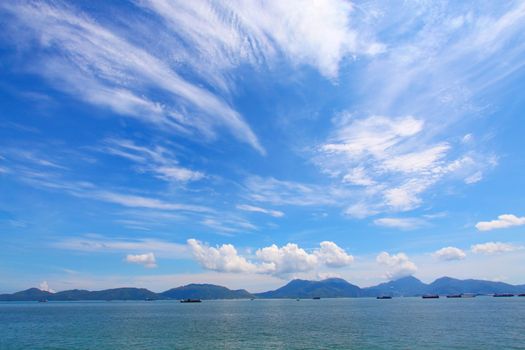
[422,295,439,299]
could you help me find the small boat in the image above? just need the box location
[296,298,300,301]
[250,298,255,301]
[145,298,155,301]
[446,294,462,298]
[493,293,514,297]
[377,296,392,299]
[461,293,476,298]
[38,299,48,303]
[180,298,202,303]
[422,295,439,299]
[312,296,321,300]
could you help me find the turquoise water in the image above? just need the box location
[1,297,524,349]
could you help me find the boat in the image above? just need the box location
[446,294,462,298]
[38,299,48,303]
[312,296,321,300]
[461,293,476,298]
[422,295,439,299]
[518,294,525,297]
[145,298,155,301]
[180,298,202,303]
[493,293,514,297]
[377,296,392,299]
[296,298,300,301]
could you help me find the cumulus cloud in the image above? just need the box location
[187,239,257,273]
[39,281,55,293]
[187,239,353,277]
[433,247,466,261]
[471,242,522,254]
[475,214,525,231]
[315,241,354,267]
[236,204,284,218]
[256,243,319,275]
[376,252,417,280]
[125,252,157,268]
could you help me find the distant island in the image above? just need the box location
[2,276,525,301]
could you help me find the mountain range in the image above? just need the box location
[2,276,525,301]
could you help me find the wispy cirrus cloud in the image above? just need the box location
[55,236,189,259]
[2,0,384,155]
[307,1,525,217]
[15,167,213,214]
[102,138,205,184]
[139,0,384,81]
[243,176,345,207]
[1,1,263,153]
[236,204,284,218]
[315,114,491,216]
[374,217,427,230]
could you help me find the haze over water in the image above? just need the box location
[2,298,524,350]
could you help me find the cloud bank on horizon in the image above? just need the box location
[0,0,525,293]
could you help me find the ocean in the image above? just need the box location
[1,297,524,349]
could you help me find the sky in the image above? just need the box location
[1,0,525,294]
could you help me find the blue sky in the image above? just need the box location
[1,0,525,293]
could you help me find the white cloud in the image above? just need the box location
[471,242,522,255]
[380,144,450,174]
[316,272,342,280]
[39,281,55,293]
[315,114,487,215]
[14,166,215,217]
[201,216,257,235]
[187,239,353,277]
[236,204,284,218]
[244,176,340,207]
[433,247,466,261]
[103,139,205,184]
[256,243,319,275]
[309,0,525,217]
[475,214,525,231]
[125,253,157,268]
[465,171,483,184]
[321,115,424,159]
[342,167,375,186]
[374,217,426,230]
[376,252,417,280]
[315,241,354,267]
[343,202,378,219]
[55,236,189,258]
[187,239,257,273]
[2,1,264,153]
[92,191,211,213]
[140,0,383,80]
